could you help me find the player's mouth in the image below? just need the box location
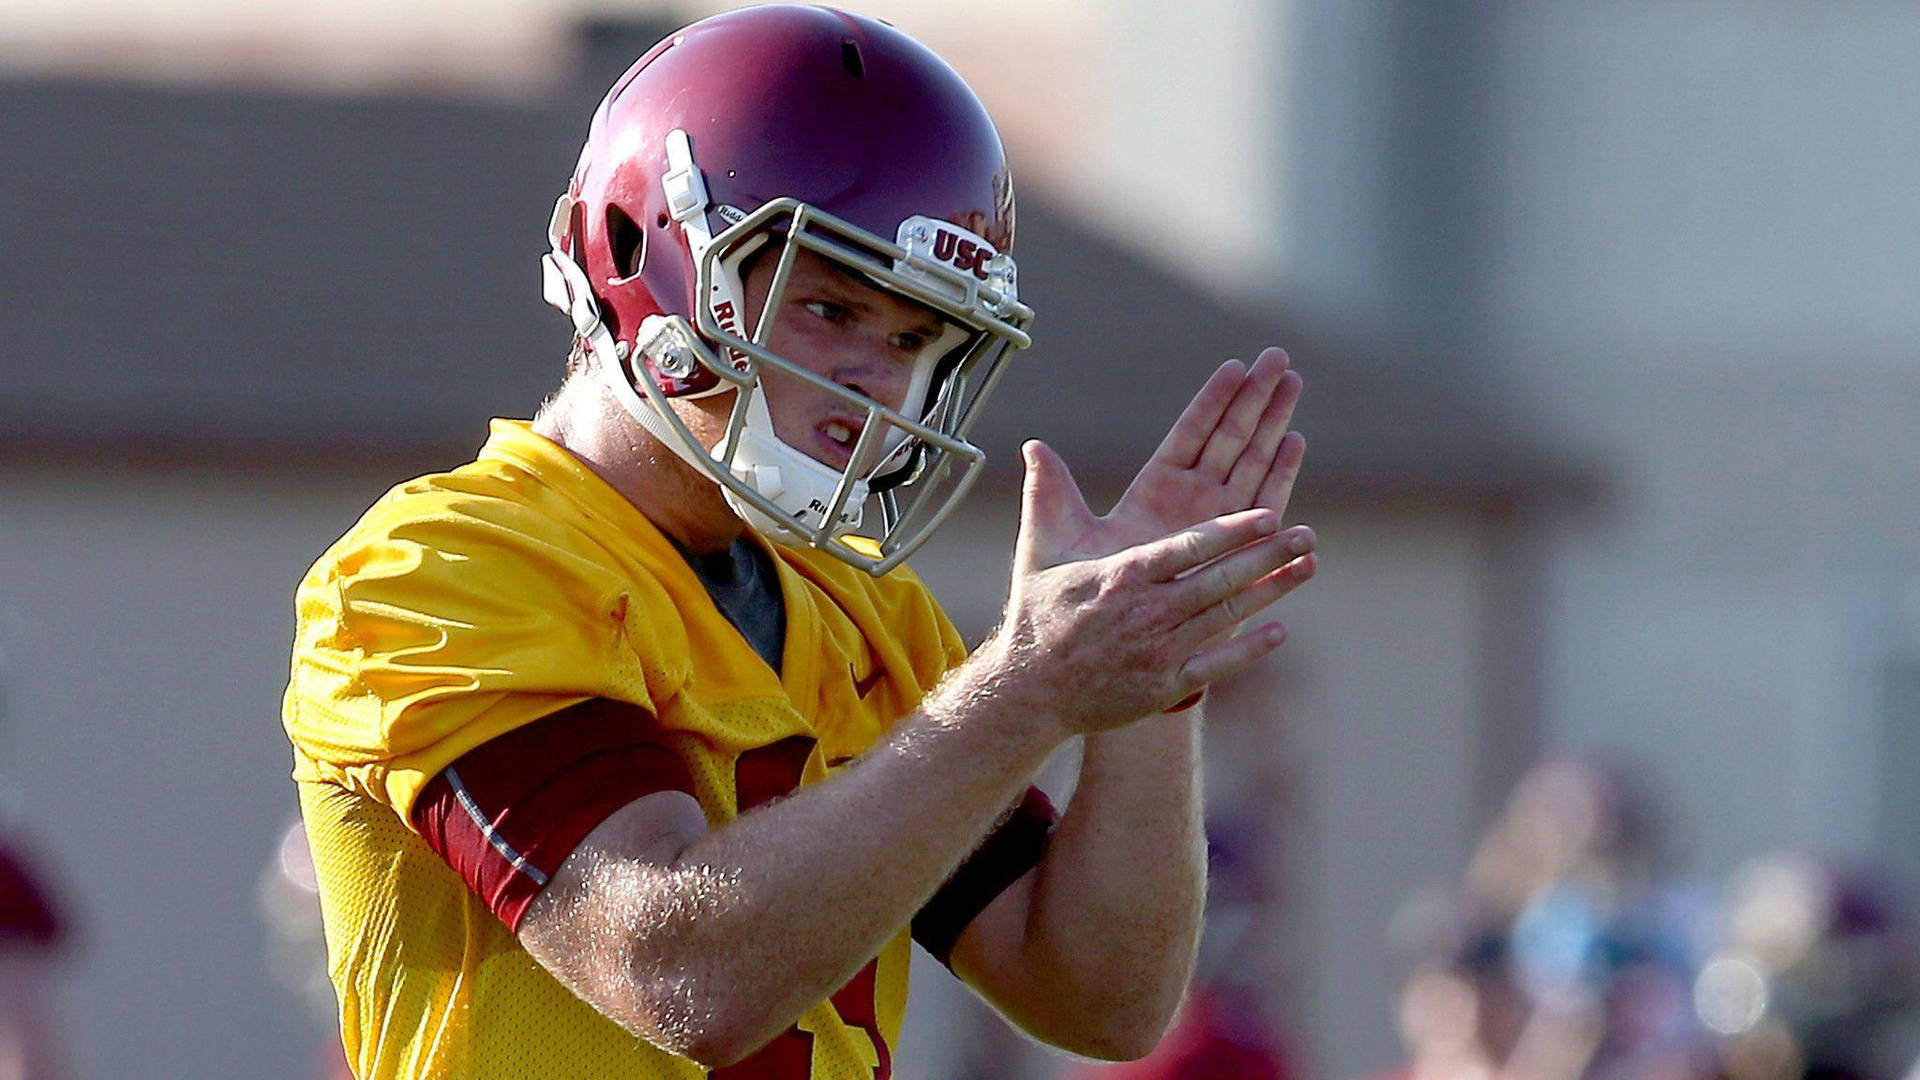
[812,413,866,469]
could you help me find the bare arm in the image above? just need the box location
[517,500,1301,1066]
[517,660,1057,1067]
[947,349,1314,1058]
[946,713,1208,1060]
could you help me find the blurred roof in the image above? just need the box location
[0,58,1588,511]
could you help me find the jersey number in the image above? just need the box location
[713,739,891,1080]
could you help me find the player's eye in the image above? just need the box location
[802,300,848,324]
[888,331,928,352]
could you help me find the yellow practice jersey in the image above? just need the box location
[284,419,970,1080]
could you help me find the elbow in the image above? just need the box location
[1010,991,1176,1062]
[672,1014,794,1071]
[1054,1017,1172,1063]
[615,971,796,1069]
[1034,978,1184,1062]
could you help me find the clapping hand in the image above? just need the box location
[996,348,1315,723]
[1018,347,1311,571]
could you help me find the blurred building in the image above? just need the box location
[1266,3,1920,1072]
[0,8,1573,1077]
[10,2,1916,1079]
[1273,0,1920,964]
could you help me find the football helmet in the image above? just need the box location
[540,4,1034,575]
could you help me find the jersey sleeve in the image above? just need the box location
[412,697,697,930]
[284,482,690,822]
[911,786,1057,967]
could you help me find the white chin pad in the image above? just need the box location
[716,388,870,539]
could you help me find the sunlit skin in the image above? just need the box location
[526,230,1319,1065]
[740,247,948,475]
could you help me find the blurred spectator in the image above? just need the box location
[1380,755,1720,1080]
[0,830,72,1080]
[0,655,75,1080]
[259,818,353,1080]
[1701,854,1920,1080]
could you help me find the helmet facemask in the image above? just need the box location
[547,193,1031,576]
[680,198,1031,574]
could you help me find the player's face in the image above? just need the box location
[742,247,948,471]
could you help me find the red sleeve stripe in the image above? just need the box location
[912,786,1057,967]
[413,698,697,930]
[445,766,549,888]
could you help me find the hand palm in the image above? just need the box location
[1005,347,1313,710]
[1034,350,1305,565]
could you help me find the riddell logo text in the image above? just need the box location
[712,300,749,372]
[804,498,852,524]
[931,230,994,282]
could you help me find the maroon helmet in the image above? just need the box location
[540,4,1034,574]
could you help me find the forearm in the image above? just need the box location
[545,647,1061,1062]
[1008,710,1209,1054]
[530,468,1305,1062]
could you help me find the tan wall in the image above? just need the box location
[0,466,395,1079]
[1474,2,1920,887]
[1267,506,1505,1075]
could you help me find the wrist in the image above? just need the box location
[924,638,1072,758]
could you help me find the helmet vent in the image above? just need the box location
[840,39,865,79]
[605,204,646,281]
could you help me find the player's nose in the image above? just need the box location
[833,342,913,412]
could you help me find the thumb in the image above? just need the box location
[1014,439,1092,573]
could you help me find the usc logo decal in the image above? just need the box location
[929,229,994,282]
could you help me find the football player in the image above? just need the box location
[283,6,1315,1078]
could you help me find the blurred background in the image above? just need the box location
[2,1,1919,1078]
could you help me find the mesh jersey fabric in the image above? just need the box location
[284,419,969,1080]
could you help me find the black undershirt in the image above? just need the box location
[678,536,786,674]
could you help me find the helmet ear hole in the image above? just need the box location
[606,205,647,281]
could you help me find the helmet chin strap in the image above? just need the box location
[541,236,716,482]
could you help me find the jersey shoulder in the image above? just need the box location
[284,421,698,816]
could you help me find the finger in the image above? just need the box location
[1176,620,1289,691]
[1164,524,1307,617]
[1252,430,1307,518]
[1013,440,1096,574]
[1145,359,1246,470]
[1177,548,1316,643]
[1131,508,1280,582]
[1223,369,1303,505]
[1196,348,1290,480]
